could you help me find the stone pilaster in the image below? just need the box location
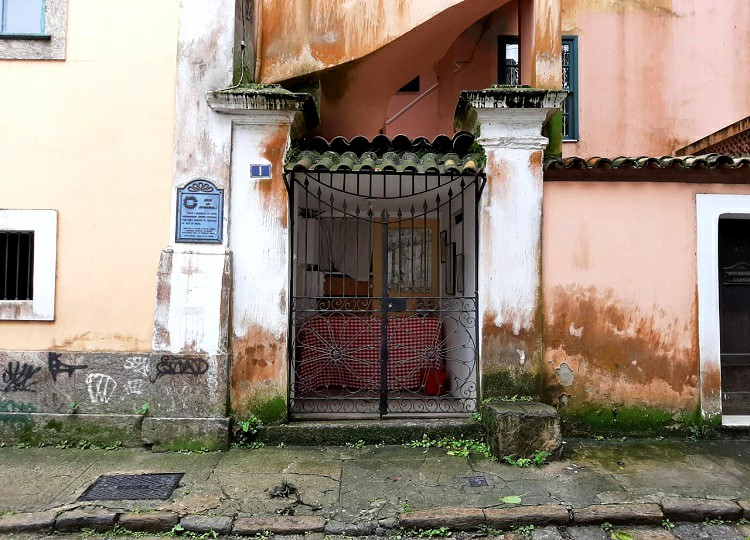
[456,87,566,399]
[207,87,317,424]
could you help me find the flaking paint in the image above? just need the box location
[229,119,294,417]
[542,181,750,414]
[561,0,750,155]
[259,0,468,83]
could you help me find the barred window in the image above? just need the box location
[0,210,57,321]
[0,231,34,300]
[498,35,579,140]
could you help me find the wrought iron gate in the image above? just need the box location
[285,169,484,417]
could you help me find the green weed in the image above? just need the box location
[511,524,534,538]
[661,518,675,530]
[406,435,493,459]
[418,527,451,538]
[503,450,549,468]
[135,402,150,416]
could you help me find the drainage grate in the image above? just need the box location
[468,475,488,487]
[78,473,184,501]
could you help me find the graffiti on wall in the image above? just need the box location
[48,352,88,382]
[0,353,215,415]
[85,373,117,404]
[2,362,41,392]
[124,356,150,378]
[152,355,209,382]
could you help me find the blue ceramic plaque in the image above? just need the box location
[176,179,223,243]
[250,164,271,178]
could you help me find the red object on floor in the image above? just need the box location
[423,368,447,396]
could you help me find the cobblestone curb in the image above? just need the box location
[3,498,750,536]
[661,497,743,521]
[0,510,57,533]
[572,503,663,525]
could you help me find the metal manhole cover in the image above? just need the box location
[78,473,184,501]
[468,475,488,487]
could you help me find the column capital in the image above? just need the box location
[455,86,566,147]
[206,85,319,133]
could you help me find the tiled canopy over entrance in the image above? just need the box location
[284,130,487,418]
[285,131,485,175]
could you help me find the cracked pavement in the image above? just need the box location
[1,438,750,525]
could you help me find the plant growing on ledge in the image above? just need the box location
[502,450,550,468]
[135,402,150,416]
[233,414,264,446]
[67,402,79,414]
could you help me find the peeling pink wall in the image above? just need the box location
[542,180,750,412]
[562,0,750,156]
[311,0,749,153]
[259,0,467,83]
[383,4,518,138]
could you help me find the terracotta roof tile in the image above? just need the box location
[543,154,750,171]
[286,131,484,175]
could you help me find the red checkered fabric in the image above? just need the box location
[296,316,442,392]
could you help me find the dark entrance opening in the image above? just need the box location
[718,217,750,416]
[284,137,484,419]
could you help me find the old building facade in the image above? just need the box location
[1,0,749,447]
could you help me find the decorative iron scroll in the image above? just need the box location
[287,169,483,418]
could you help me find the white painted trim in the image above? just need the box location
[0,209,57,321]
[696,194,750,417]
[722,415,750,427]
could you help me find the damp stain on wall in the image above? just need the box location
[544,284,699,411]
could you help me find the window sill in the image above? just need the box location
[0,300,51,321]
[562,139,579,143]
[0,33,51,41]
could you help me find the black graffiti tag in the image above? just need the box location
[2,362,42,392]
[152,355,209,382]
[48,352,88,382]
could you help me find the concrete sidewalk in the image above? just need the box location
[1,438,750,538]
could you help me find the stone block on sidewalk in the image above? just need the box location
[179,515,233,535]
[661,497,742,521]
[55,509,118,532]
[232,516,325,535]
[119,511,178,533]
[0,510,57,533]
[572,504,663,525]
[399,507,485,531]
[484,505,570,528]
[482,402,562,460]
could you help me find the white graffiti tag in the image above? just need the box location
[85,373,117,404]
[124,379,147,396]
[123,356,150,378]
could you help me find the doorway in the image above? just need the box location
[718,218,750,415]
[285,169,483,418]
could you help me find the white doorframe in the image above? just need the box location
[696,194,750,425]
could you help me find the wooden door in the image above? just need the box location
[719,218,750,415]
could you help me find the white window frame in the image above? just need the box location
[0,0,66,60]
[0,209,57,321]
[696,194,750,425]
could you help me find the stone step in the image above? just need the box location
[482,401,563,459]
[258,417,482,446]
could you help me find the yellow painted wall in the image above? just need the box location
[0,0,179,351]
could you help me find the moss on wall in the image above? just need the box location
[0,413,142,447]
[234,393,287,425]
[543,111,563,158]
[559,403,722,437]
[482,368,544,400]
